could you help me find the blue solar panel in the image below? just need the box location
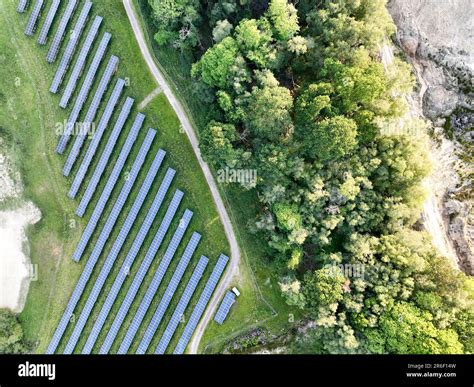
[63,149,165,354]
[56,33,111,154]
[69,95,132,200]
[72,120,147,261]
[49,1,92,93]
[46,0,78,63]
[45,131,155,355]
[37,0,60,45]
[63,55,119,176]
[76,113,145,221]
[55,15,102,110]
[214,290,236,325]
[24,0,44,36]
[155,256,208,354]
[81,168,176,354]
[173,254,229,354]
[134,232,201,354]
[99,197,188,354]
[17,0,28,13]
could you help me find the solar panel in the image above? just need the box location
[45,131,155,355]
[49,1,92,93]
[214,290,236,325]
[134,232,201,354]
[99,196,188,354]
[155,256,208,354]
[46,0,78,63]
[63,55,119,176]
[68,94,131,199]
[24,0,44,36]
[17,0,28,13]
[75,111,142,219]
[72,121,148,261]
[55,15,102,108]
[82,168,176,354]
[63,149,166,354]
[173,254,229,354]
[37,0,60,45]
[56,33,111,154]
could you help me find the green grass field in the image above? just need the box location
[133,0,301,353]
[0,0,234,354]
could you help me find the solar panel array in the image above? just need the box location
[63,55,119,176]
[63,149,165,354]
[56,32,111,155]
[37,0,60,45]
[46,132,155,354]
[99,195,187,354]
[17,0,28,13]
[24,0,44,37]
[69,94,132,199]
[72,121,147,262]
[75,111,143,219]
[82,168,176,354]
[155,256,208,354]
[214,290,236,325]
[56,16,102,109]
[49,1,92,93]
[46,0,78,63]
[173,254,229,354]
[134,232,201,354]
[16,0,231,356]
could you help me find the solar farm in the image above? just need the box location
[15,0,234,354]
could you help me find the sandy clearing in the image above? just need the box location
[0,142,41,313]
[0,202,41,313]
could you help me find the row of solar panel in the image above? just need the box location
[19,0,230,355]
[214,290,236,325]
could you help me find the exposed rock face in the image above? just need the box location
[388,0,473,275]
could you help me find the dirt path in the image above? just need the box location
[122,0,241,354]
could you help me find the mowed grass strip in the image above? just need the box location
[2,0,228,354]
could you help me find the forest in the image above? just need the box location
[146,0,473,353]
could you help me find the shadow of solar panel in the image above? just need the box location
[155,256,208,354]
[50,1,92,93]
[46,0,78,63]
[63,55,119,176]
[99,195,188,354]
[72,120,148,261]
[173,254,229,354]
[56,15,102,109]
[24,0,44,37]
[46,130,155,354]
[134,232,201,354]
[64,149,165,354]
[56,32,111,154]
[214,290,236,325]
[37,0,60,45]
[17,0,29,13]
[82,167,176,354]
[69,93,132,199]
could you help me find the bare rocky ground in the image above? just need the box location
[388,0,473,275]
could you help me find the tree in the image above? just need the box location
[368,302,463,354]
[246,84,294,140]
[300,116,358,161]
[149,0,202,49]
[267,0,299,41]
[191,36,239,88]
[0,310,29,354]
[212,19,233,42]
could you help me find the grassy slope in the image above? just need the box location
[133,0,301,353]
[1,0,230,354]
